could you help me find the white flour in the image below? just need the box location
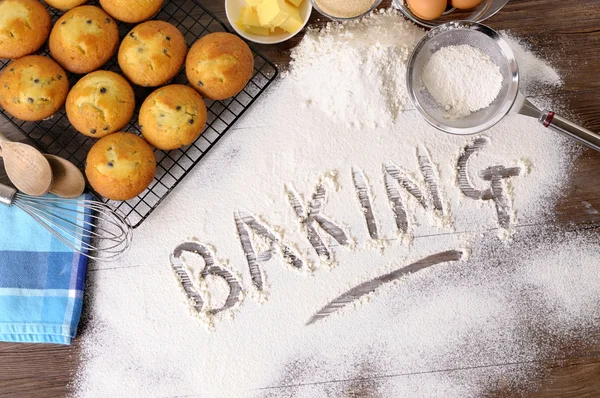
[75,10,597,398]
[422,44,504,119]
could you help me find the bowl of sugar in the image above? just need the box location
[394,0,508,28]
[226,0,312,44]
[309,0,382,21]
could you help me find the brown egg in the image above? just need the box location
[450,0,483,9]
[406,0,447,20]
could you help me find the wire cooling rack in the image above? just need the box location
[0,0,278,228]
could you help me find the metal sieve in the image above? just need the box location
[407,21,600,152]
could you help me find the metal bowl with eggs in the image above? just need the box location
[393,0,509,28]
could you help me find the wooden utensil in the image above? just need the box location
[44,154,86,199]
[0,132,53,196]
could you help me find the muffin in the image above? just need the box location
[0,56,69,121]
[66,71,135,138]
[139,85,207,150]
[185,32,254,100]
[85,132,156,201]
[49,6,119,74]
[0,0,51,59]
[43,0,87,11]
[99,0,163,23]
[118,21,186,87]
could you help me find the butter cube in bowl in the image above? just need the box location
[226,0,312,44]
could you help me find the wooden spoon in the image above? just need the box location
[44,154,86,199]
[0,132,52,196]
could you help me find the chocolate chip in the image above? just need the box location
[61,21,66,25]
[27,97,33,103]
[129,32,135,38]
[90,129,96,134]
[197,81,203,87]
[107,161,113,168]
[163,48,168,54]
[100,87,107,94]
[188,119,194,124]
[137,47,143,53]
[176,105,181,110]
[33,79,39,83]
[9,68,13,72]
[86,20,92,24]
[106,18,111,23]
[57,74,63,80]
[103,126,109,131]
[166,36,171,41]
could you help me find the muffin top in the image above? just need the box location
[43,0,87,11]
[85,132,157,200]
[185,32,254,100]
[0,0,51,59]
[49,5,119,74]
[99,0,163,24]
[66,70,135,138]
[0,55,69,121]
[139,84,206,150]
[118,20,187,87]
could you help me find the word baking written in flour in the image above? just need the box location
[169,139,523,323]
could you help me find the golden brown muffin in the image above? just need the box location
[0,0,51,59]
[118,21,186,87]
[99,0,163,23]
[49,6,119,74]
[139,84,206,150]
[66,71,135,138]
[85,132,156,200]
[0,56,69,121]
[43,0,86,11]
[185,32,254,100]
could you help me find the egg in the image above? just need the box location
[406,0,447,20]
[450,0,483,9]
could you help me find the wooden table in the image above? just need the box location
[1,0,600,396]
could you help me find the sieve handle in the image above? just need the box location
[540,111,600,152]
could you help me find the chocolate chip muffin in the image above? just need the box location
[118,21,186,87]
[139,84,207,151]
[66,70,135,138]
[185,32,254,100]
[0,0,51,59]
[49,6,119,74]
[99,0,163,23]
[43,0,87,11]
[0,55,69,121]
[85,132,156,201]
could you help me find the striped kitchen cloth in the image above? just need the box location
[0,193,92,345]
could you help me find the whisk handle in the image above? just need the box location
[0,183,16,206]
[540,111,600,152]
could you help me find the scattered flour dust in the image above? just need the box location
[422,44,504,119]
[75,9,598,398]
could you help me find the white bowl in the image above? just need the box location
[225,0,312,44]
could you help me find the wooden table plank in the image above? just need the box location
[2,0,600,397]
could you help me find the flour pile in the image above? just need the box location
[422,44,504,119]
[75,10,599,398]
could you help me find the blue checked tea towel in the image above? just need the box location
[0,194,92,345]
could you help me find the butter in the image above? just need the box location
[239,0,304,37]
[237,6,271,36]
[245,0,262,8]
[256,0,297,28]
[277,5,302,33]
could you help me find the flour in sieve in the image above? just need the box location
[422,44,504,119]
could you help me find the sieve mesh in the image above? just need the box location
[407,22,519,135]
